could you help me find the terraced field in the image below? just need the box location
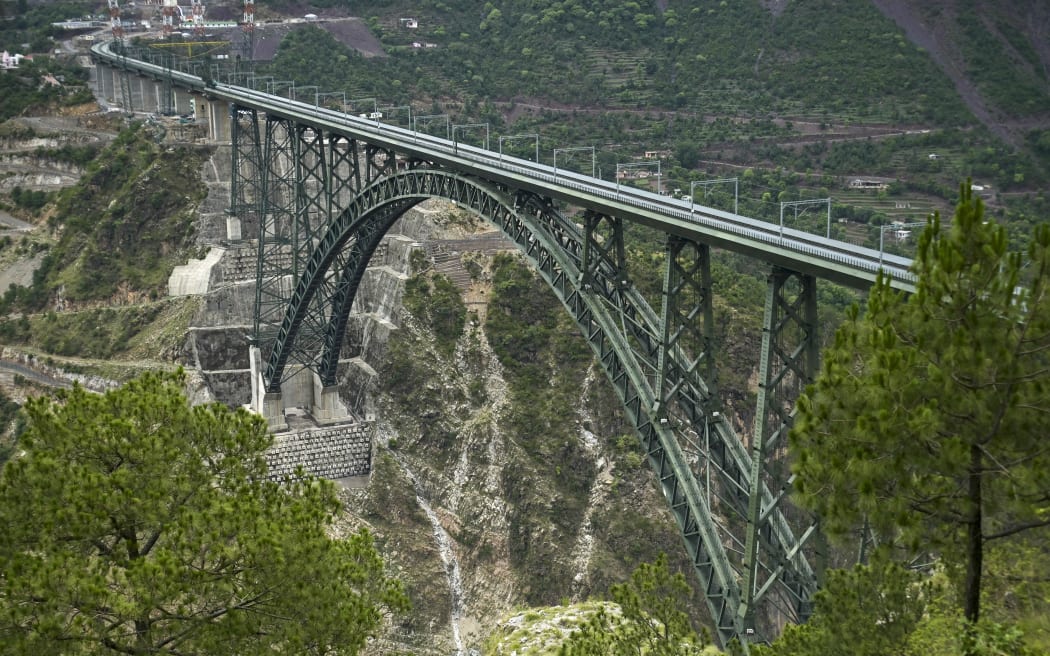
[582,46,657,107]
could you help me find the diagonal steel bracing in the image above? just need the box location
[231,107,263,245]
[252,116,297,361]
[247,115,405,381]
[739,268,822,634]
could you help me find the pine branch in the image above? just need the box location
[984,518,1050,541]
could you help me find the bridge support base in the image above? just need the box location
[311,375,349,426]
[226,213,242,241]
[250,344,287,431]
[262,392,287,432]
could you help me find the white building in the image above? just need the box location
[1,51,25,70]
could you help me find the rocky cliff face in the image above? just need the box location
[316,203,712,653]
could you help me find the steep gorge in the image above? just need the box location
[317,204,714,651]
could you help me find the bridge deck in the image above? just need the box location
[92,40,915,294]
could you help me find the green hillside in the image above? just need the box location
[258,0,1050,223]
[267,0,971,123]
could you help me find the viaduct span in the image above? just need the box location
[92,40,916,649]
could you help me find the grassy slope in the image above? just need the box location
[0,123,209,363]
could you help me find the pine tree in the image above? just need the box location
[0,370,407,655]
[790,184,1050,635]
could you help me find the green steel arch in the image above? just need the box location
[261,167,818,647]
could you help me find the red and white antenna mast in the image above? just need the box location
[241,0,255,61]
[191,0,206,37]
[161,0,177,37]
[242,0,255,34]
[107,0,125,41]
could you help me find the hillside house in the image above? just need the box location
[848,178,888,190]
[1,51,25,69]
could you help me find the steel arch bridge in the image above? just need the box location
[91,40,919,649]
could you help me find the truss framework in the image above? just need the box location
[230,111,824,649]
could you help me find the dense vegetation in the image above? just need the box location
[0,56,95,120]
[256,0,1049,245]
[268,0,970,122]
[0,388,19,466]
[0,0,95,122]
[786,187,1050,653]
[0,0,91,54]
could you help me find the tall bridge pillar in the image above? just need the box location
[100,65,116,104]
[188,93,230,142]
[144,77,155,113]
[93,63,106,101]
[128,73,144,112]
[153,79,162,114]
[173,89,193,115]
[104,65,132,112]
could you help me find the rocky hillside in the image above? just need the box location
[320,204,714,653]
